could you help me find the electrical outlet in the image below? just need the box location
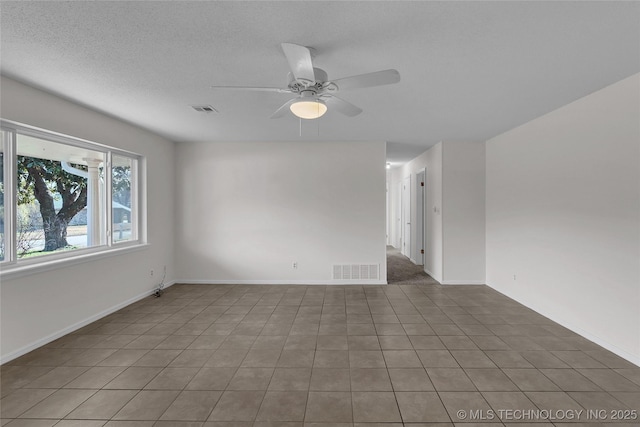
[513,274,516,280]
[150,269,154,277]
[292,262,298,269]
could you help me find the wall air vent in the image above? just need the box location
[332,264,379,280]
[191,105,218,113]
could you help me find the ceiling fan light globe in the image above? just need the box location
[290,100,327,119]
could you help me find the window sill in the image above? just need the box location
[0,243,149,281]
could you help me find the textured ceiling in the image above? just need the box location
[1,1,638,162]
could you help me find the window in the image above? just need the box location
[0,120,144,270]
[0,136,5,262]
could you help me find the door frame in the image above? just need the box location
[401,175,411,259]
[415,169,425,265]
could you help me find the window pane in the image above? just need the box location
[0,136,5,262]
[16,134,105,258]
[112,155,136,243]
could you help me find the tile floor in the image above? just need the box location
[2,279,639,426]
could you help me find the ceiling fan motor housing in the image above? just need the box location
[287,67,331,94]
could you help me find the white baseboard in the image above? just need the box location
[486,282,640,367]
[441,280,486,285]
[1,281,176,365]
[176,279,387,286]
[423,267,442,284]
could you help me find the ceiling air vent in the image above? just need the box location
[191,105,218,113]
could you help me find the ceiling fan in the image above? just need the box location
[211,43,401,119]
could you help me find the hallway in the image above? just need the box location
[386,245,439,286]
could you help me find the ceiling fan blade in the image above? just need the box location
[322,95,363,117]
[210,85,291,93]
[270,98,297,119]
[281,43,316,84]
[332,69,400,91]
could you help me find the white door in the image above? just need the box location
[415,170,425,265]
[402,176,411,258]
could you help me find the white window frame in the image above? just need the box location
[0,119,147,279]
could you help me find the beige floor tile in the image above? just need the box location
[450,351,496,369]
[66,389,138,419]
[539,369,602,391]
[277,350,314,368]
[169,350,215,368]
[97,350,148,367]
[402,324,434,336]
[316,336,348,351]
[349,350,386,368]
[610,391,640,410]
[132,349,182,367]
[309,368,351,391]
[383,350,422,368]
[502,368,561,391]
[22,366,89,388]
[352,391,401,422]
[255,391,308,421]
[186,367,237,390]
[144,367,199,390]
[464,369,518,391]
[252,336,288,350]
[426,368,476,391]
[8,281,639,426]
[208,390,265,421]
[63,348,119,366]
[64,366,126,389]
[395,391,450,422]
[350,368,392,391]
[104,367,162,389]
[520,351,570,369]
[416,350,459,368]
[577,369,640,392]
[346,323,377,336]
[113,390,180,420]
[227,368,274,390]
[348,336,381,350]
[313,351,349,368]
[1,420,59,426]
[283,336,317,351]
[160,390,222,421]
[567,391,629,411]
[305,391,352,422]
[268,368,312,391]
[241,349,282,368]
[0,388,56,418]
[375,324,407,336]
[484,351,533,368]
[204,349,249,368]
[524,391,584,411]
[378,335,412,350]
[481,391,538,417]
[388,368,434,391]
[439,391,492,422]
[20,388,97,419]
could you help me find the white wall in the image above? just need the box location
[486,73,640,365]
[175,141,387,284]
[0,77,176,362]
[442,141,486,284]
[386,167,403,248]
[424,144,443,281]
